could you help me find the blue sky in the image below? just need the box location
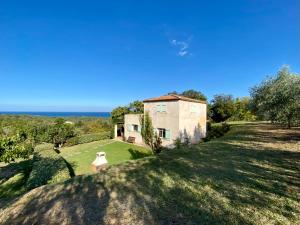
[0,0,299,112]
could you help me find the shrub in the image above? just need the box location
[174,138,182,149]
[64,131,111,147]
[153,134,163,154]
[26,144,72,190]
[203,122,230,142]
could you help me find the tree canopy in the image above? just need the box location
[210,95,236,122]
[181,89,207,101]
[0,132,34,163]
[250,66,300,128]
[168,89,207,101]
[111,101,144,124]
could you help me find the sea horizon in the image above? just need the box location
[0,111,111,118]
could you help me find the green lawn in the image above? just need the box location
[1,123,299,225]
[60,140,152,175]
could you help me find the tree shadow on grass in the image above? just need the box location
[0,159,33,210]
[1,123,300,224]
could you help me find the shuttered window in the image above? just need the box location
[156,104,167,112]
[157,128,171,140]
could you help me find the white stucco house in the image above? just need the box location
[114,94,207,148]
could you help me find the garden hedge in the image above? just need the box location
[203,122,230,142]
[64,131,111,147]
[26,144,72,190]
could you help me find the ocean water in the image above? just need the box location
[0,111,111,118]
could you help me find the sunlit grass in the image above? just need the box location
[1,123,299,225]
[60,140,152,175]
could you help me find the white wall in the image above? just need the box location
[178,100,207,144]
[124,114,143,144]
[125,100,207,147]
[144,101,180,147]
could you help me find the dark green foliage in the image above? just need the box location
[229,97,256,121]
[203,123,230,142]
[48,122,76,148]
[153,133,163,154]
[129,101,144,113]
[210,95,235,122]
[168,89,207,101]
[174,138,182,149]
[111,106,130,124]
[64,132,111,147]
[140,112,163,154]
[181,89,207,101]
[0,133,34,163]
[111,101,144,124]
[26,144,72,190]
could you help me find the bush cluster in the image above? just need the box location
[26,144,72,190]
[203,122,230,142]
[64,131,111,147]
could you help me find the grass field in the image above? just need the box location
[60,140,152,175]
[0,122,299,225]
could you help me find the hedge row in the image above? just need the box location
[26,144,72,190]
[64,131,111,147]
[203,122,230,142]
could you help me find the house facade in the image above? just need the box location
[115,94,207,147]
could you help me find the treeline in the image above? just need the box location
[111,66,299,129]
[0,116,112,163]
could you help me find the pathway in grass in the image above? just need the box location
[60,140,152,175]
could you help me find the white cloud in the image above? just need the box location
[170,39,191,57]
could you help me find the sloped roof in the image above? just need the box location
[143,94,206,104]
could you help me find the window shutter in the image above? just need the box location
[161,105,166,112]
[165,130,171,140]
[156,105,161,112]
[126,124,130,131]
[138,125,141,133]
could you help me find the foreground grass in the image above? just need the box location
[0,123,299,225]
[60,140,152,175]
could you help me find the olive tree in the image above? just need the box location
[251,66,300,128]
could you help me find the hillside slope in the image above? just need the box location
[0,123,299,225]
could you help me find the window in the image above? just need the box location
[158,128,166,138]
[133,124,139,132]
[191,105,197,113]
[156,104,167,112]
[157,128,171,140]
[127,124,140,132]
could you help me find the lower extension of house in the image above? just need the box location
[114,94,207,148]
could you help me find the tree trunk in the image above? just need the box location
[287,116,292,129]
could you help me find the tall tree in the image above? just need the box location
[181,89,207,101]
[111,106,130,124]
[210,95,235,122]
[48,121,76,148]
[231,97,256,121]
[129,101,144,113]
[140,112,162,154]
[251,66,300,128]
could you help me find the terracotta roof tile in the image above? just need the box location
[143,94,206,104]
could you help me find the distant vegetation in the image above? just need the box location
[0,115,112,163]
